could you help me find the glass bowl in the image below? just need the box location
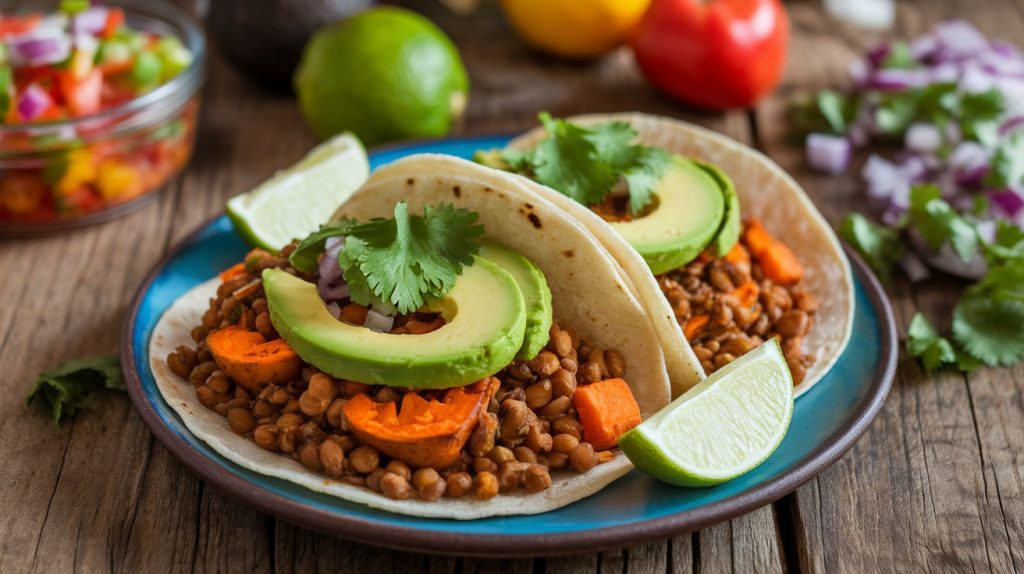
[0,0,206,235]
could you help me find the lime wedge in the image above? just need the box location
[226,133,369,251]
[619,339,794,486]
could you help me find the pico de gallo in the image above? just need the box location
[0,0,201,228]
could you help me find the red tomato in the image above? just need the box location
[631,0,789,110]
[60,69,103,117]
[101,8,125,39]
[0,14,41,38]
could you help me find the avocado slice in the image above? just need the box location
[263,258,527,389]
[609,158,726,275]
[693,160,741,257]
[479,241,553,361]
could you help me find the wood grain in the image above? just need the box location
[1,0,1021,571]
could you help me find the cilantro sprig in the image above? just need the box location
[290,202,484,315]
[481,113,671,216]
[27,355,125,424]
[843,187,1024,373]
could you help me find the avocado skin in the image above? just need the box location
[693,160,741,257]
[479,242,553,361]
[263,258,526,388]
[208,0,373,89]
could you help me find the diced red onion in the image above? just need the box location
[364,309,395,333]
[899,251,931,283]
[318,281,350,302]
[990,189,1024,218]
[954,164,988,187]
[8,29,71,67]
[868,43,891,67]
[318,254,343,285]
[71,7,108,36]
[959,62,996,93]
[73,33,98,54]
[326,302,342,319]
[910,35,938,60]
[934,20,990,58]
[905,123,942,153]
[991,40,1019,58]
[910,231,988,279]
[848,59,870,85]
[927,62,960,84]
[805,133,850,174]
[16,84,52,122]
[868,68,930,90]
[863,154,910,202]
[324,236,345,252]
[999,116,1024,136]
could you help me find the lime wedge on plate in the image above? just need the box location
[619,338,794,487]
[226,133,369,251]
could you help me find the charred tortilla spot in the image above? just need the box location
[525,203,533,209]
[483,187,493,193]
[453,185,461,197]
[527,213,541,228]
[563,250,574,258]
[406,178,415,185]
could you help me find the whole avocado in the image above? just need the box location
[208,0,373,89]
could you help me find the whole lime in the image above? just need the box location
[294,7,469,145]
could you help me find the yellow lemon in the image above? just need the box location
[500,0,651,58]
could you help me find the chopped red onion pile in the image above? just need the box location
[800,19,1024,239]
[316,235,393,329]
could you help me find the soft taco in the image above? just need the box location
[480,112,854,398]
[149,157,673,519]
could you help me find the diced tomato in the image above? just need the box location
[60,69,103,117]
[0,14,42,38]
[101,8,125,39]
[97,58,135,76]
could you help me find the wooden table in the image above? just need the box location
[3,0,1023,571]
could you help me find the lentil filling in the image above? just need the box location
[658,220,818,384]
[166,243,629,502]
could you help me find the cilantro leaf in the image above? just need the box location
[289,219,358,274]
[983,221,1024,265]
[953,294,1024,366]
[817,90,852,134]
[985,132,1024,189]
[584,121,640,169]
[880,41,917,70]
[339,202,484,315]
[907,313,957,374]
[839,213,904,281]
[623,147,672,216]
[908,184,978,261]
[27,355,124,424]
[959,89,1004,142]
[530,113,618,206]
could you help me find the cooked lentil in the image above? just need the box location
[657,221,819,384]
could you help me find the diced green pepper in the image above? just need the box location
[97,39,134,65]
[0,67,11,118]
[60,0,90,14]
[132,51,163,89]
[155,37,193,80]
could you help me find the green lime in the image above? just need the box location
[226,133,369,252]
[619,339,794,487]
[294,7,469,145]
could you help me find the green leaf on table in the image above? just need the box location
[26,355,124,424]
[983,221,1024,265]
[907,313,957,374]
[817,90,853,134]
[880,41,917,70]
[958,89,1004,143]
[953,294,1024,366]
[985,132,1024,189]
[839,213,904,281]
[908,184,979,261]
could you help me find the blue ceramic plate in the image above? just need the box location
[123,136,897,557]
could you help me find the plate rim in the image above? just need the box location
[122,137,898,558]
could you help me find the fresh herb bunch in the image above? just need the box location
[842,185,1024,373]
[290,202,485,315]
[480,112,671,216]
